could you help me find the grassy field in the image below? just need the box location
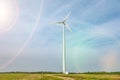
[56,74,120,80]
[0,73,120,80]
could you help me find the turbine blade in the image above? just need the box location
[49,22,59,24]
[49,22,63,24]
[64,12,71,21]
[64,24,72,32]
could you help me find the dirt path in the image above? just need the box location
[47,74,74,80]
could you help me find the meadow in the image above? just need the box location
[0,72,120,80]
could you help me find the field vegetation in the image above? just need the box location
[0,72,119,80]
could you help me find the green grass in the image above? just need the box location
[0,74,62,80]
[56,74,120,80]
[0,73,119,80]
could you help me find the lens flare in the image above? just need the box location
[0,0,44,70]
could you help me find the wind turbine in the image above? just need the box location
[51,12,72,74]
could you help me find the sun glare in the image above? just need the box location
[0,0,18,32]
[0,1,10,24]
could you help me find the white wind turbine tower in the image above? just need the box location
[51,12,72,74]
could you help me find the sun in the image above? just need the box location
[0,1,10,24]
[0,0,18,32]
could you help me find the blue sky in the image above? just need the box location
[0,0,120,72]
